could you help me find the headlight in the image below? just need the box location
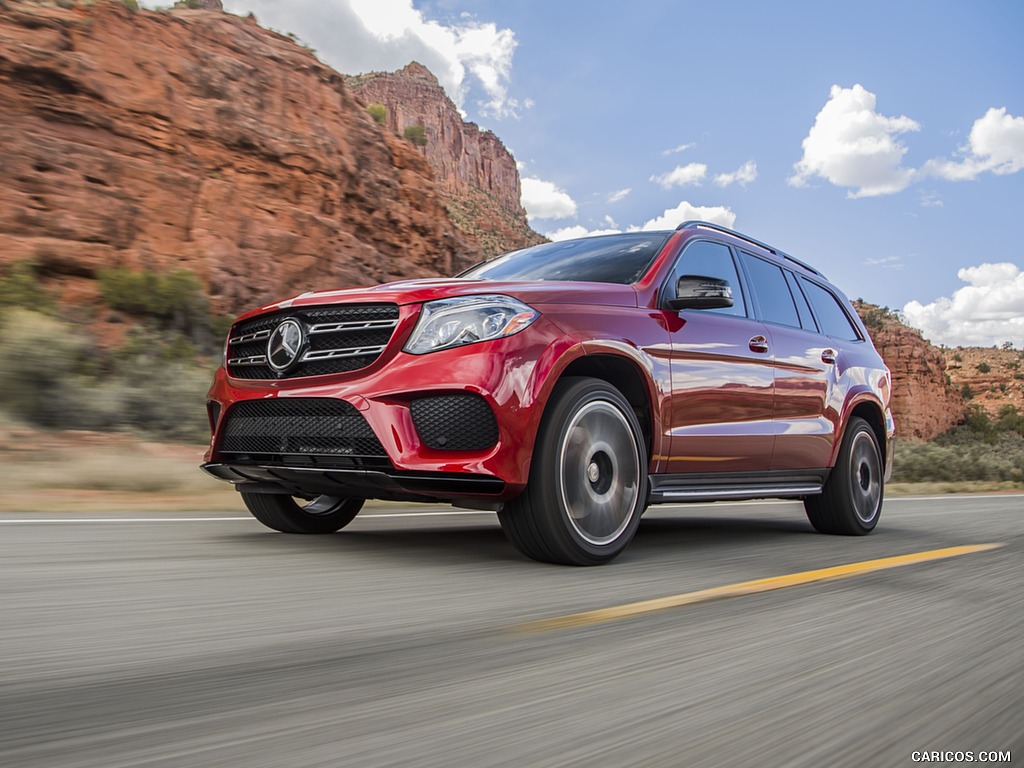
[403,295,539,355]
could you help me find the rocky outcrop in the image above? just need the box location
[346,62,543,254]
[0,1,493,316]
[945,346,1024,417]
[856,303,965,440]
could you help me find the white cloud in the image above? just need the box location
[903,262,1024,347]
[714,160,758,188]
[650,163,707,190]
[864,255,905,270]
[545,225,622,242]
[662,143,696,156]
[215,0,521,117]
[789,84,920,198]
[607,188,632,204]
[520,177,577,220]
[631,201,736,232]
[923,107,1024,181]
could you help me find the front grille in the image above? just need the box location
[218,398,390,468]
[410,394,499,451]
[227,303,399,379]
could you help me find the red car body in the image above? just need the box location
[203,222,894,564]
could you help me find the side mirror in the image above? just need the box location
[666,274,734,310]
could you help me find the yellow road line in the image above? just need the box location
[513,543,1005,634]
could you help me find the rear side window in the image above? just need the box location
[741,252,800,328]
[668,240,746,317]
[798,277,861,341]
[784,271,818,332]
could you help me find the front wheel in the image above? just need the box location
[498,377,648,565]
[240,492,364,534]
[805,416,883,535]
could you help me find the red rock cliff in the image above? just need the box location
[346,62,543,255]
[0,1,493,315]
[856,303,965,441]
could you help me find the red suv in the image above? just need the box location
[203,221,894,565]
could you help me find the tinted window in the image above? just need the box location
[784,270,818,332]
[669,240,746,316]
[741,252,800,328]
[798,277,861,341]
[460,233,668,284]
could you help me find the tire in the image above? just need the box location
[240,492,364,534]
[805,416,883,535]
[498,377,648,565]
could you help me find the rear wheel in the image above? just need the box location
[240,492,364,534]
[498,377,648,565]
[805,416,883,535]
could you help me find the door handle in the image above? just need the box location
[821,348,837,364]
[749,335,769,354]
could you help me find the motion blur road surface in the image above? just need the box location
[1,496,1021,767]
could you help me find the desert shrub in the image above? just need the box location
[0,261,53,316]
[893,404,1024,483]
[0,310,212,441]
[366,103,387,125]
[98,267,224,352]
[0,310,95,428]
[78,364,212,442]
[403,124,427,147]
[961,383,974,400]
[977,361,991,373]
[893,437,1024,483]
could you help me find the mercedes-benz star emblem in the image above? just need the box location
[267,318,305,373]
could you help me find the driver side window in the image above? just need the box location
[668,240,747,317]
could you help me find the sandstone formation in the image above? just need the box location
[346,62,544,256]
[856,303,965,441]
[0,1,539,318]
[945,345,1024,418]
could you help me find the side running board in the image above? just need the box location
[648,471,828,504]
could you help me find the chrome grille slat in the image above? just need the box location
[228,355,269,367]
[308,319,399,334]
[228,329,271,346]
[301,345,387,362]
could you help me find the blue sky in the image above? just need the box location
[207,0,1024,348]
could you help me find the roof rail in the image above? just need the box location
[675,220,822,277]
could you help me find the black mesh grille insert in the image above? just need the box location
[218,398,388,463]
[226,303,399,380]
[410,395,499,451]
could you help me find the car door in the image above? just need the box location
[663,240,775,474]
[739,252,834,470]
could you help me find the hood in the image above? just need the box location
[239,278,639,320]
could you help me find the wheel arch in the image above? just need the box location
[558,353,657,465]
[834,397,888,468]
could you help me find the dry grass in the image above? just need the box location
[0,418,238,512]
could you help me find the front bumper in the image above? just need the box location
[201,462,506,504]
[204,316,575,501]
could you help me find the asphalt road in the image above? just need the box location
[1,496,1021,767]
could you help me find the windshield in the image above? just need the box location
[460,233,669,284]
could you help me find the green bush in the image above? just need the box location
[403,124,427,147]
[977,361,991,373]
[892,404,1024,483]
[0,310,95,428]
[98,267,224,353]
[0,261,53,316]
[366,103,388,126]
[0,309,212,441]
